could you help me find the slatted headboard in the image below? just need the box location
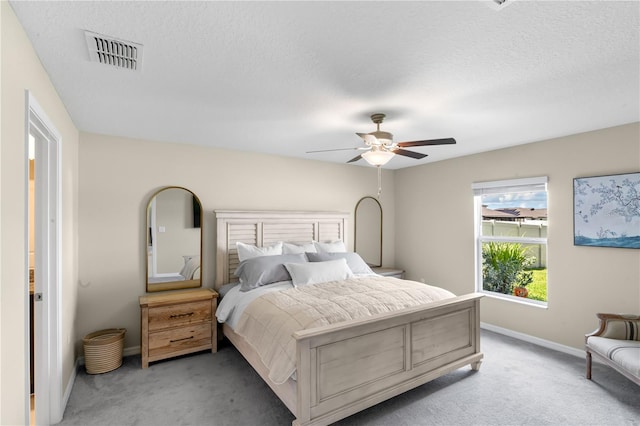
[214,210,349,288]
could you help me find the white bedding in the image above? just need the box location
[216,281,293,329]
[218,275,456,384]
[216,273,378,329]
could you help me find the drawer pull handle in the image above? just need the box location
[170,336,194,343]
[169,312,194,319]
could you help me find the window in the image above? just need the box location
[472,177,548,306]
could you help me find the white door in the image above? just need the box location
[26,92,62,425]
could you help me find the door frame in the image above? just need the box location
[25,91,63,425]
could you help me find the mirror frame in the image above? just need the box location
[354,196,383,267]
[145,186,203,292]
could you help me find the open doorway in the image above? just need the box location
[26,92,63,425]
[28,133,35,425]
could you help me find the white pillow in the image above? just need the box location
[285,258,353,287]
[236,241,283,262]
[306,252,374,275]
[313,240,347,253]
[282,241,317,254]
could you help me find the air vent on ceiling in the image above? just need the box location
[84,30,143,71]
[483,0,515,11]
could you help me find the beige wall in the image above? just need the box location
[1,2,80,424]
[395,123,640,350]
[77,132,396,352]
[2,2,638,422]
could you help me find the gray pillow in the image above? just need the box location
[235,253,307,291]
[306,252,374,275]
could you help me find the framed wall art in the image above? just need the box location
[573,172,640,248]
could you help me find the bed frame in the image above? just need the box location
[215,210,483,426]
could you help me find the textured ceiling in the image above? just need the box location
[9,1,640,169]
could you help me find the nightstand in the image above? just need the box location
[372,267,405,279]
[139,288,218,368]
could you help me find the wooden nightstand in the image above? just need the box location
[372,267,405,279]
[139,288,218,368]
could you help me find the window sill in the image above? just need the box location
[480,290,548,308]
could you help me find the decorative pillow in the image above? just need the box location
[284,258,353,287]
[235,253,306,291]
[306,251,374,275]
[601,319,640,341]
[236,241,283,262]
[282,241,317,254]
[313,240,346,253]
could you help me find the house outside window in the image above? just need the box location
[472,177,548,306]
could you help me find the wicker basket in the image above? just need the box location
[83,328,126,374]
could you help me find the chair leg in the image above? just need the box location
[586,351,592,380]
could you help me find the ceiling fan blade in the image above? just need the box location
[397,138,456,147]
[306,147,367,153]
[392,148,428,160]
[347,154,363,163]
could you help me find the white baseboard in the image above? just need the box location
[60,358,78,419]
[480,322,586,359]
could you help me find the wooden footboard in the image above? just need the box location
[293,293,482,425]
[225,293,482,426]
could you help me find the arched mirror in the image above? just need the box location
[146,187,202,292]
[354,196,382,267]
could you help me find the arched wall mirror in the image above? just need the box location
[146,186,202,292]
[354,196,383,267]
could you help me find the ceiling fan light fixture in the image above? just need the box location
[361,149,394,166]
[309,112,455,166]
[371,131,393,146]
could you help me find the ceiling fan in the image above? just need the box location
[307,113,456,166]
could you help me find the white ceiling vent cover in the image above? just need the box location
[84,30,143,71]
[481,0,515,11]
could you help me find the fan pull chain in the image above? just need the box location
[377,166,382,198]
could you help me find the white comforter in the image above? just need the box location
[220,275,455,384]
[217,281,293,329]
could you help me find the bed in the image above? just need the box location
[214,210,483,426]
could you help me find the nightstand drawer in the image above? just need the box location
[148,300,211,331]
[148,322,212,358]
[140,288,218,368]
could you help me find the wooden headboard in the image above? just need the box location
[214,210,349,288]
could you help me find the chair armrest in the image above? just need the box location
[585,313,640,343]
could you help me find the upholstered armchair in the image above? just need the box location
[585,313,640,385]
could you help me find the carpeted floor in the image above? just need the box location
[58,330,639,425]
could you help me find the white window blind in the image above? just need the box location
[471,176,547,196]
